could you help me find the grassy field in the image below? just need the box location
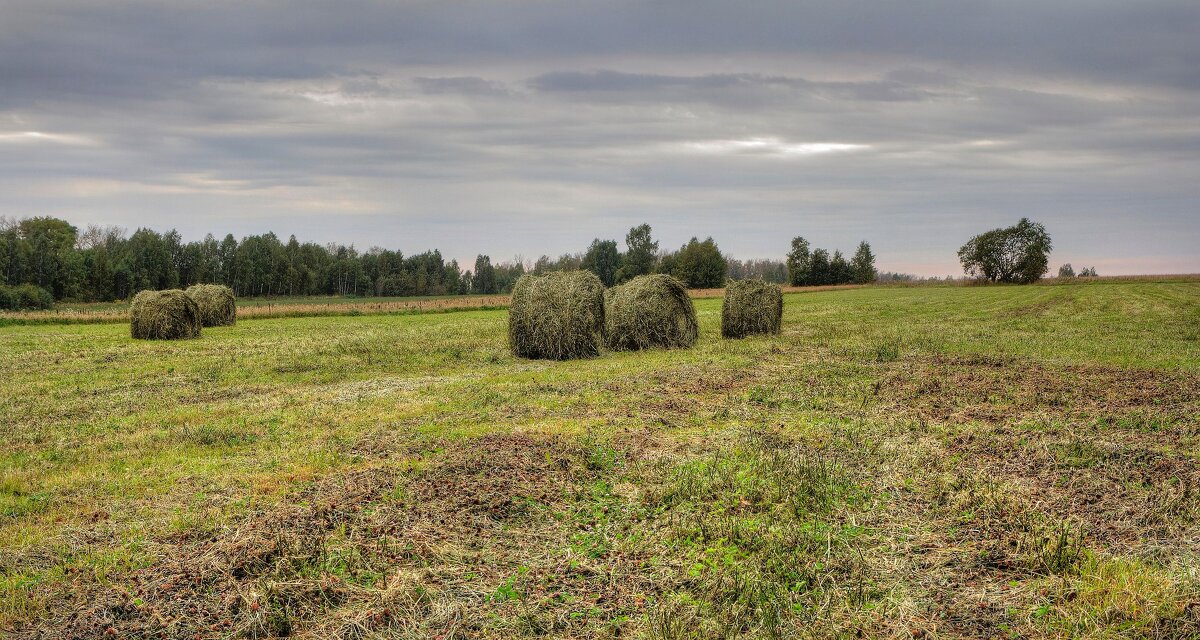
[1,281,1198,638]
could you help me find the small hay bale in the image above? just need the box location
[721,279,783,339]
[605,274,698,351]
[185,284,237,327]
[130,289,202,340]
[508,271,605,360]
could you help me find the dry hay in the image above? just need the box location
[721,279,783,338]
[14,434,630,640]
[185,283,236,327]
[508,270,605,360]
[129,289,201,340]
[604,274,698,351]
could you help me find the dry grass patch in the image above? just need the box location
[880,354,1200,429]
[10,429,900,639]
[873,354,1200,552]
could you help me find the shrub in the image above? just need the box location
[722,279,783,338]
[508,271,605,360]
[130,289,201,340]
[604,274,698,351]
[958,218,1052,284]
[0,284,53,311]
[185,284,236,327]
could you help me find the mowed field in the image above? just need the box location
[2,282,1198,639]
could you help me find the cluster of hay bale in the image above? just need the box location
[508,272,789,359]
[604,274,697,351]
[508,271,606,360]
[130,290,202,340]
[185,284,237,327]
[721,279,783,338]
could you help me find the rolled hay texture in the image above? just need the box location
[604,274,698,351]
[185,284,237,327]
[130,289,202,340]
[721,279,783,339]
[508,271,606,360]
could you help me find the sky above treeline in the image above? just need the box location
[1,1,1198,276]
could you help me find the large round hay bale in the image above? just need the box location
[605,274,698,351]
[721,279,783,339]
[508,271,605,360]
[130,289,202,340]
[185,284,236,327]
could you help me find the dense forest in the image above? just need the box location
[0,216,876,308]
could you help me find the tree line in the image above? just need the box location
[786,237,878,285]
[0,216,878,308]
[0,216,471,304]
[526,225,876,290]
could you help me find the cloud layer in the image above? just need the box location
[1,1,1198,274]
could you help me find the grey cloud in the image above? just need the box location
[0,1,1197,275]
[414,77,512,96]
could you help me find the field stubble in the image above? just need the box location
[1,281,1198,638]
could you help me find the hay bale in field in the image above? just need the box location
[605,274,698,351]
[185,284,236,327]
[722,279,783,339]
[508,271,605,360]
[130,289,202,340]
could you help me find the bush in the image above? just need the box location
[0,284,54,311]
[185,284,236,327]
[722,279,783,339]
[130,289,201,340]
[605,274,698,351]
[958,218,1052,284]
[508,271,605,360]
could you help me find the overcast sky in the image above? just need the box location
[1,1,1197,275]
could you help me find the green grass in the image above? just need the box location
[1,281,1198,637]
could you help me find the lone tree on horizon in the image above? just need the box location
[958,218,1052,284]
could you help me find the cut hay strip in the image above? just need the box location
[722,279,783,339]
[130,289,202,340]
[508,271,605,360]
[185,284,237,327]
[605,274,698,351]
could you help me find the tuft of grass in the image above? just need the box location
[873,340,901,363]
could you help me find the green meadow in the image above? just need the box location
[2,281,1198,638]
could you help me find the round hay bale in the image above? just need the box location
[605,274,698,351]
[130,289,202,340]
[185,284,236,327]
[721,279,783,339]
[508,271,605,360]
